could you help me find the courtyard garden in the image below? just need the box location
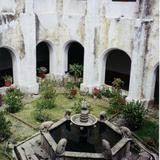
[0,72,159,159]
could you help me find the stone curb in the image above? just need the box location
[9,113,38,131]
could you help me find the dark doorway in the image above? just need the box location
[36,42,50,74]
[0,48,13,87]
[67,42,84,77]
[105,49,131,91]
[154,67,159,105]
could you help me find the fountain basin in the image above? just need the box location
[13,117,158,160]
[71,114,97,127]
[40,118,131,160]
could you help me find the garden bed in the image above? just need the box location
[14,93,110,127]
[0,83,159,159]
[110,113,159,151]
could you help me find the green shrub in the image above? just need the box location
[107,90,126,114]
[39,78,57,109]
[39,78,56,93]
[100,87,123,99]
[0,111,11,141]
[36,99,55,110]
[33,108,51,122]
[41,88,56,102]
[4,87,24,113]
[100,88,112,98]
[122,101,145,130]
[5,87,24,98]
[64,81,75,90]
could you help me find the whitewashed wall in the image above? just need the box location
[0,0,159,106]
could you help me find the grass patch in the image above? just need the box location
[6,115,36,143]
[14,93,110,127]
[0,143,11,160]
[0,115,36,160]
[135,118,159,150]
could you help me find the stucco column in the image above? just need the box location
[127,20,148,102]
[81,0,99,93]
[53,44,65,80]
[81,27,97,93]
[17,2,39,94]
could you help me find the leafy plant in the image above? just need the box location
[41,87,56,101]
[36,99,55,110]
[40,80,56,109]
[4,87,24,113]
[33,108,51,122]
[69,64,83,82]
[107,90,126,114]
[2,75,12,81]
[5,87,24,98]
[122,101,145,130]
[37,66,48,74]
[0,111,11,141]
[112,78,124,90]
[64,81,75,90]
[100,88,112,98]
[39,78,56,93]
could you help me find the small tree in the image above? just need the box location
[4,87,24,113]
[69,64,83,82]
[107,90,126,114]
[122,101,145,130]
[39,78,57,108]
[0,111,11,141]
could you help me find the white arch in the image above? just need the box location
[36,40,54,75]
[0,46,19,86]
[98,48,131,86]
[63,40,84,74]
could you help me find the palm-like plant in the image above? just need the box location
[69,63,83,82]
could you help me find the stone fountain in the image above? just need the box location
[13,101,159,160]
[71,101,97,127]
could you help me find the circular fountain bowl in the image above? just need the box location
[71,114,97,127]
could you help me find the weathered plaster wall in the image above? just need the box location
[0,0,25,58]
[0,0,39,93]
[142,0,159,103]
[35,0,87,76]
[0,0,159,104]
[127,0,159,104]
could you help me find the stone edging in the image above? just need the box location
[9,113,38,131]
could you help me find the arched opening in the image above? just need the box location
[67,42,84,77]
[36,42,50,75]
[154,66,159,106]
[0,48,13,87]
[105,49,131,91]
